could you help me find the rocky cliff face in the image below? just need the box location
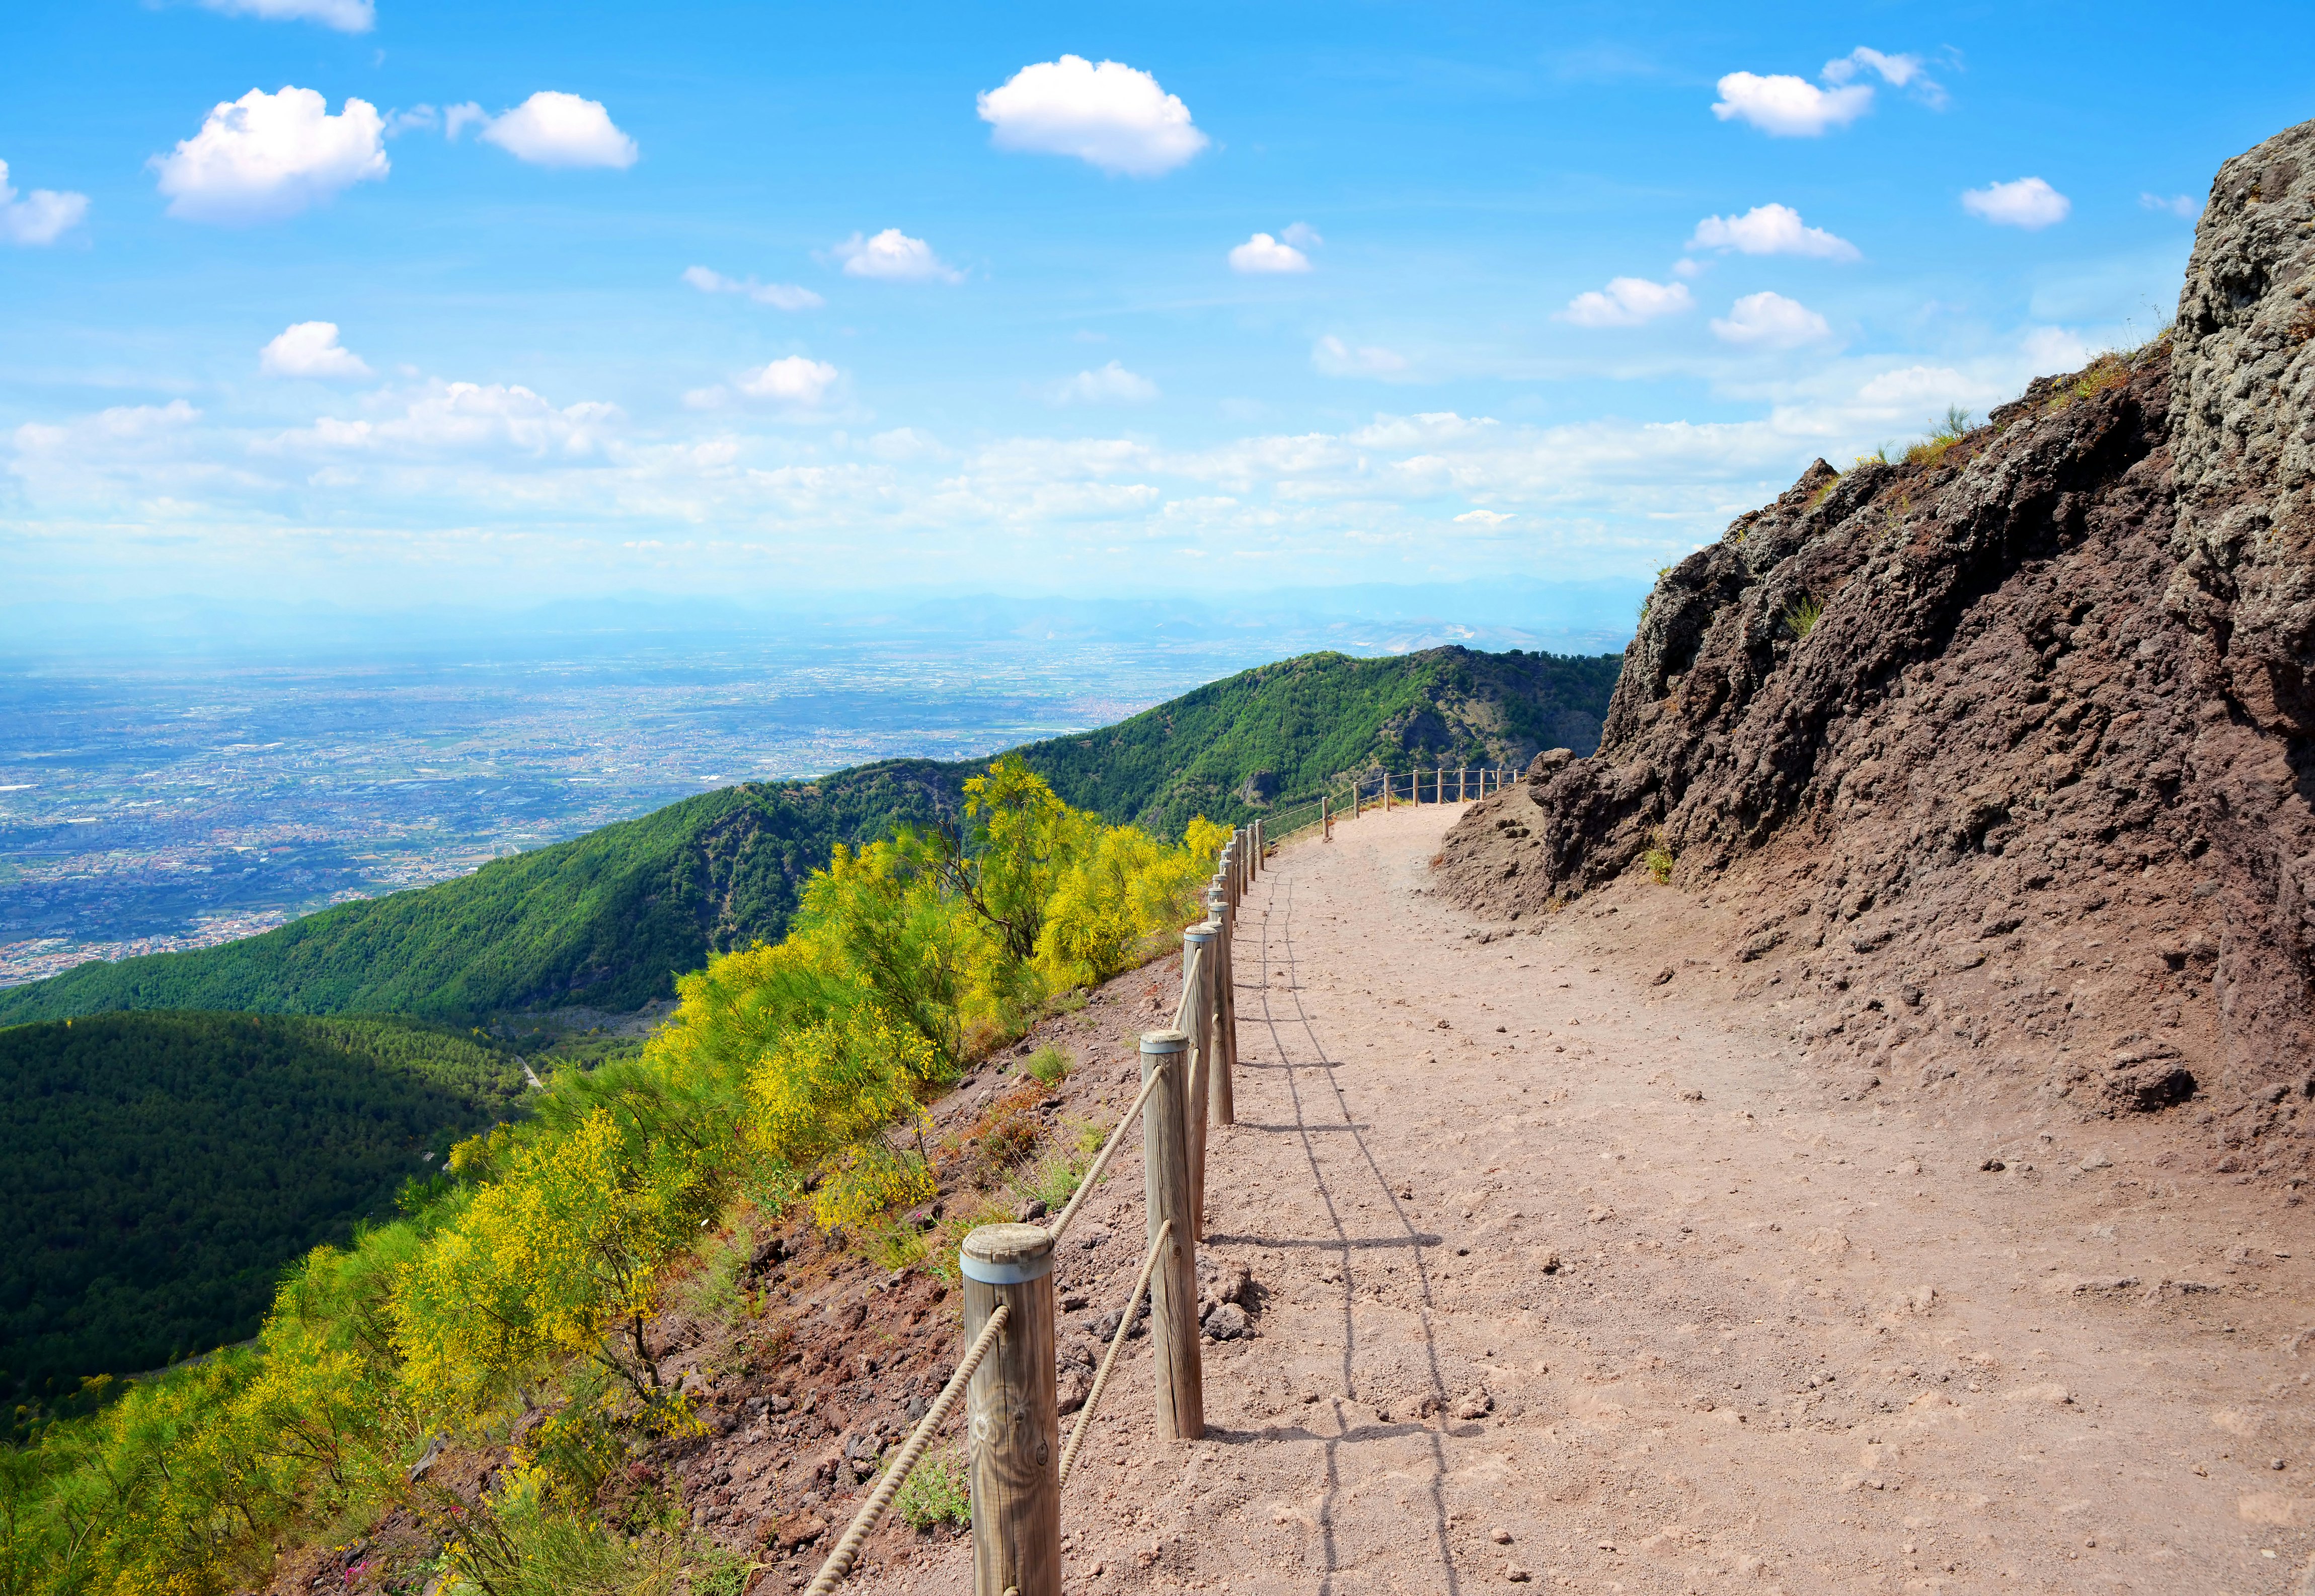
[1436,119,2315,1171]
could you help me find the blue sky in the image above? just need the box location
[3,1,2308,617]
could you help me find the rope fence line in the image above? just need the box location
[804,1302,1013,1596]
[792,798,1436,1593]
[1056,1219,1172,1489]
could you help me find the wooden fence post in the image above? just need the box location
[1322,793,1330,840]
[1204,888,1237,1126]
[1138,1030,1203,1440]
[1384,773,1392,812]
[961,1223,1060,1596]
[1181,923,1216,1239]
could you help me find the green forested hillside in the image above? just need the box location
[0,1012,524,1403]
[0,645,1618,1024]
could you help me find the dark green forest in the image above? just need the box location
[0,1012,524,1404]
[0,645,1619,1025]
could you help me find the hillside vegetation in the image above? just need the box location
[0,1012,523,1407]
[0,759,1220,1594]
[0,646,1616,1025]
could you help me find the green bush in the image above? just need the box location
[893,1446,971,1530]
[1023,1044,1070,1086]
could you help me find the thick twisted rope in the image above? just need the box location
[804,1301,1011,1595]
[1045,1065,1162,1244]
[1056,1219,1173,1490]
[1170,944,1203,1033]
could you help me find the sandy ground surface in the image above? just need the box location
[847,803,2315,1596]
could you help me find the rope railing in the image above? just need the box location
[804,815,1296,1590]
[804,1301,1013,1596]
[1044,1065,1164,1244]
[1056,1218,1171,1489]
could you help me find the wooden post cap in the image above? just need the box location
[1184,921,1217,947]
[961,1223,1054,1284]
[1141,1028,1190,1056]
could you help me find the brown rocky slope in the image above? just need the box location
[1435,118,2315,1182]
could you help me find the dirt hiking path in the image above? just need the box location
[856,806,2315,1596]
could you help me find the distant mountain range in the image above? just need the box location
[0,645,1617,1024]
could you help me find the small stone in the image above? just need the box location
[2274,1458,2288,1471]
[1455,1391,1494,1420]
[1204,1303,1252,1340]
[1981,1158,2006,1172]
[1491,1527,1513,1544]
[1504,1566,1531,1583]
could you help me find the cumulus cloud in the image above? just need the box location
[1711,46,1943,135]
[1311,335,1409,377]
[740,357,840,406]
[151,87,388,224]
[977,56,1208,177]
[1051,361,1159,404]
[681,265,824,310]
[198,0,373,30]
[1563,277,1693,327]
[1228,232,1311,273]
[476,92,638,169]
[831,229,961,283]
[1711,72,1871,136]
[0,159,89,246]
[1281,222,1322,248]
[2140,192,2201,219]
[1688,202,1860,262]
[1961,176,2069,230]
[259,321,371,378]
[382,105,439,137]
[443,103,490,141]
[687,357,846,417]
[1711,290,1833,348]
[1453,509,1514,526]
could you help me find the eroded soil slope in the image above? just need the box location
[1437,118,2315,1182]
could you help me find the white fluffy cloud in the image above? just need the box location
[1563,277,1693,327]
[1051,361,1159,404]
[832,230,961,283]
[1962,177,2070,230]
[740,357,840,407]
[1712,48,1940,135]
[0,159,89,246]
[198,0,373,29]
[681,266,824,310]
[1688,203,1860,262]
[2139,192,2200,219]
[1228,232,1311,274]
[476,92,638,169]
[151,87,388,224]
[1711,72,1871,136]
[1311,335,1409,377]
[977,56,1208,177]
[259,321,371,378]
[685,357,846,417]
[1711,290,1833,348]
